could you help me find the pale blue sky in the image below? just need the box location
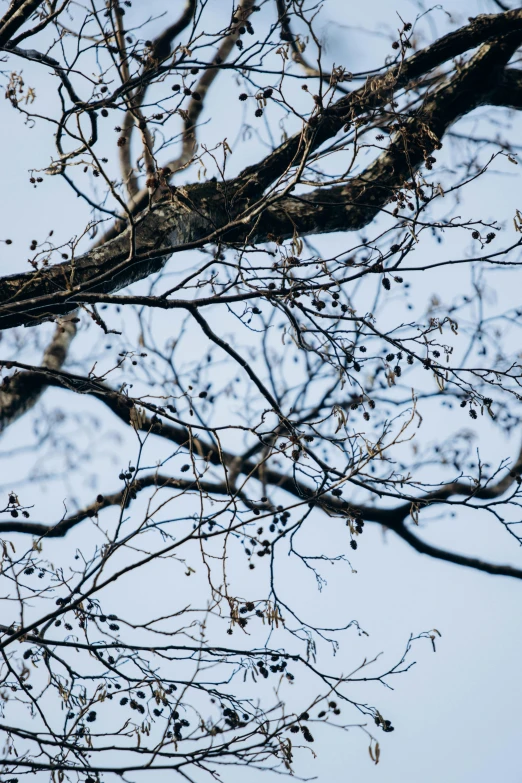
[1,1,521,781]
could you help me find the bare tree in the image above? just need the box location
[1,0,522,780]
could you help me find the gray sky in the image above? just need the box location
[1,0,521,781]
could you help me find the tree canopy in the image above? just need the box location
[1,1,522,780]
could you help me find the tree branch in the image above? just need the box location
[1,30,520,331]
[0,0,45,47]
[112,0,256,220]
[0,319,76,432]
[489,67,522,109]
[391,520,522,579]
[0,473,236,537]
[2,360,522,580]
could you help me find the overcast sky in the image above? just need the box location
[1,0,521,781]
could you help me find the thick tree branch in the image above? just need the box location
[2,360,521,580]
[1,31,520,332]
[0,0,45,47]
[4,6,522,779]
[93,9,522,238]
[0,195,219,330]
[0,474,237,537]
[0,319,76,431]
[489,67,522,109]
[234,9,522,200]
[391,521,522,579]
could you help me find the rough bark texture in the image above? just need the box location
[0,0,45,47]
[0,18,520,331]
